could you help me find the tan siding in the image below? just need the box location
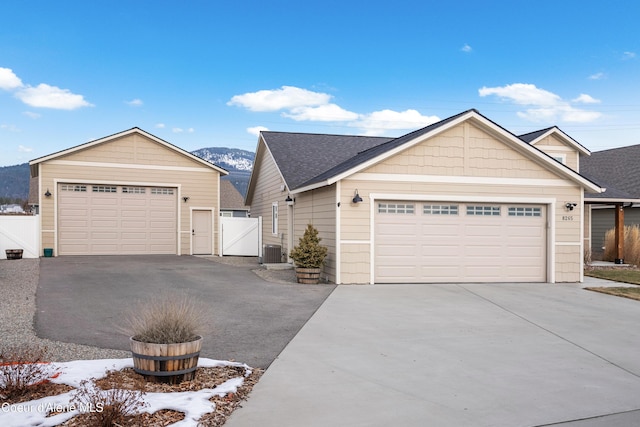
[293,185,337,282]
[39,142,220,256]
[249,146,289,258]
[340,243,371,284]
[533,135,579,171]
[337,121,585,283]
[61,134,199,168]
[556,245,581,282]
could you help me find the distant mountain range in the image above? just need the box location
[0,147,255,201]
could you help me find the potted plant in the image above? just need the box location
[289,223,328,284]
[124,293,204,384]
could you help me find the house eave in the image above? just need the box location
[29,127,228,175]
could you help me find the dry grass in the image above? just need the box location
[584,268,640,285]
[0,345,59,401]
[603,225,640,266]
[585,287,640,301]
[123,293,205,344]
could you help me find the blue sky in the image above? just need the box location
[1,0,638,166]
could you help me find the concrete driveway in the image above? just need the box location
[226,280,640,427]
[35,255,335,368]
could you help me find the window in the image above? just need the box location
[272,202,278,235]
[466,205,500,216]
[92,185,117,193]
[508,207,542,217]
[378,203,415,214]
[60,184,87,192]
[151,187,174,195]
[220,211,232,217]
[423,204,458,215]
[551,154,566,164]
[122,187,146,194]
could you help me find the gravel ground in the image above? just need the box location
[0,258,130,362]
[0,256,302,363]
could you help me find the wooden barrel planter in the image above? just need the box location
[5,249,23,260]
[296,267,322,284]
[130,336,202,384]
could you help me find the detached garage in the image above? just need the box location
[30,128,227,257]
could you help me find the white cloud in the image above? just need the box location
[0,67,23,90]
[572,94,600,104]
[588,72,605,80]
[283,104,359,122]
[155,123,165,128]
[247,126,269,136]
[352,109,440,136]
[126,98,143,107]
[22,111,41,119]
[18,145,33,152]
[15,83,93,110]
[622,51,636,60]
[230,85,441,136]
[228,86,331,112]
[1,124,20,132]
[171,127,194,133]
[479,83,561,106]
[461,44,472,53]
[479,83,602,123]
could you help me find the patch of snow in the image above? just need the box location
[0,358,250,427]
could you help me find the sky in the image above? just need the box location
[1,0,639,167]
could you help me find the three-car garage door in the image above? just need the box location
[58,184,177,255]
[375,201,546,283]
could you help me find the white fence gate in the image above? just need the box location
[0,215,40,259]
[219,216,262,256]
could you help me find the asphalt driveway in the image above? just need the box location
[227,280,640,427]
[35,255,335,368]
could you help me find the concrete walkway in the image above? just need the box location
[226,282,640,427]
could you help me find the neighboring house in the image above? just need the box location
[29,128,228,257]
[220,180,250,217]
[580,145,640,258]
[0,204,25,213]
[245,109,602,284]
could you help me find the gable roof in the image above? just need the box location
[29,127,228,175]
[220,180,249,211]
[246,109,603,200]
[581,144,640,202]
[518,126,591,155]
[260,132,393,190]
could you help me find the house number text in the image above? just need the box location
[562,215,574,221]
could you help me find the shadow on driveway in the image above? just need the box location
[35,255,335,368]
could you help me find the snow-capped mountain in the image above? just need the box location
[191,147,255,197]
[191,147,254,172]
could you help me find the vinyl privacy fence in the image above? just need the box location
[0,215,39,259]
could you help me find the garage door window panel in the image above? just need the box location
[466,205,501,216]
[508,207,542,217]
[378,203,415,214]
[423,205,459,215]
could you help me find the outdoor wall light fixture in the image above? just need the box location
[565,202,577,211]
[352,189,363,204]
[44,189,51,197]
[285,195,295,206]
[182,196,190,203]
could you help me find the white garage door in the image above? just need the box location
[375,201,546,283]
[58,184,177,255]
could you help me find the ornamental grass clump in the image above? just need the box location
[125,293,204,344]
[289,223,328,268]
[603,225,640,266]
